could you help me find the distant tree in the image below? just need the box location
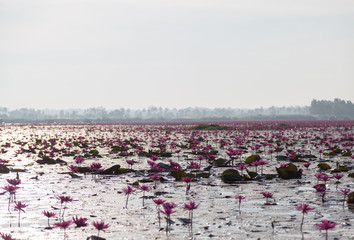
[310,98,354,118]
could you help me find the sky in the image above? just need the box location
[1,0,354,110]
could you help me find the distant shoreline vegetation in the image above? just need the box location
[0,98,353,123]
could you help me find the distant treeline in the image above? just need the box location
[309,98,354,118]
[0,99,352,122]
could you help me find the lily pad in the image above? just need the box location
[318,163,331,170]
[171,170,188,180]
[221,169,243,183]
[0,164,10,173]
[276,163,301,179]
[245,155,260,165]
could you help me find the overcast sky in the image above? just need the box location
[1,0,353,110]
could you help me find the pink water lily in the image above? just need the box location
[72,216,88,228]
[92,220,109,237]
[315,220,337,240]
[42,210,56,228]
[184,201,200,225]
[296,203,315,229]
[160,202,177,234]
[261,192,273,204]
[235,194,246,212]
[122,185,136,208]
[14,201,27,227]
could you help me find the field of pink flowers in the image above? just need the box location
[0,120,353,240]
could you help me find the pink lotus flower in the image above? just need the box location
[261,192,273,204]
[280,163,289,168]
[3,185,19,211]
[6,179,21,186]
[319,174,331,183]
[149,173,161,188]
[184,201,200,225]
[332,173,343,181]
[182,177,194,195]
[68,165,78,173]
[340,188,351,208]
[139,185,151,207]
[235,194,246,212]
[160,202,177,233]
[236,164,247,174]
[303,162,311,169]
[53,220,72,239]
[42,210,56,228]
[92,220,109,237]
[315,185,327,202]
[2,185,19,194]
[122,185,136,208]
[315,220,337,240]
[72,216,88,228]
[126,159,134,169]
[57,195,73,204]
[0,232,16,240]
[153,198,166,227]
[14,201,27,227]
[75,157,85,165]
[296,203,315,229]
[56,195,73,219]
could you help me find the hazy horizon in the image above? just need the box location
[1,0,354,110]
